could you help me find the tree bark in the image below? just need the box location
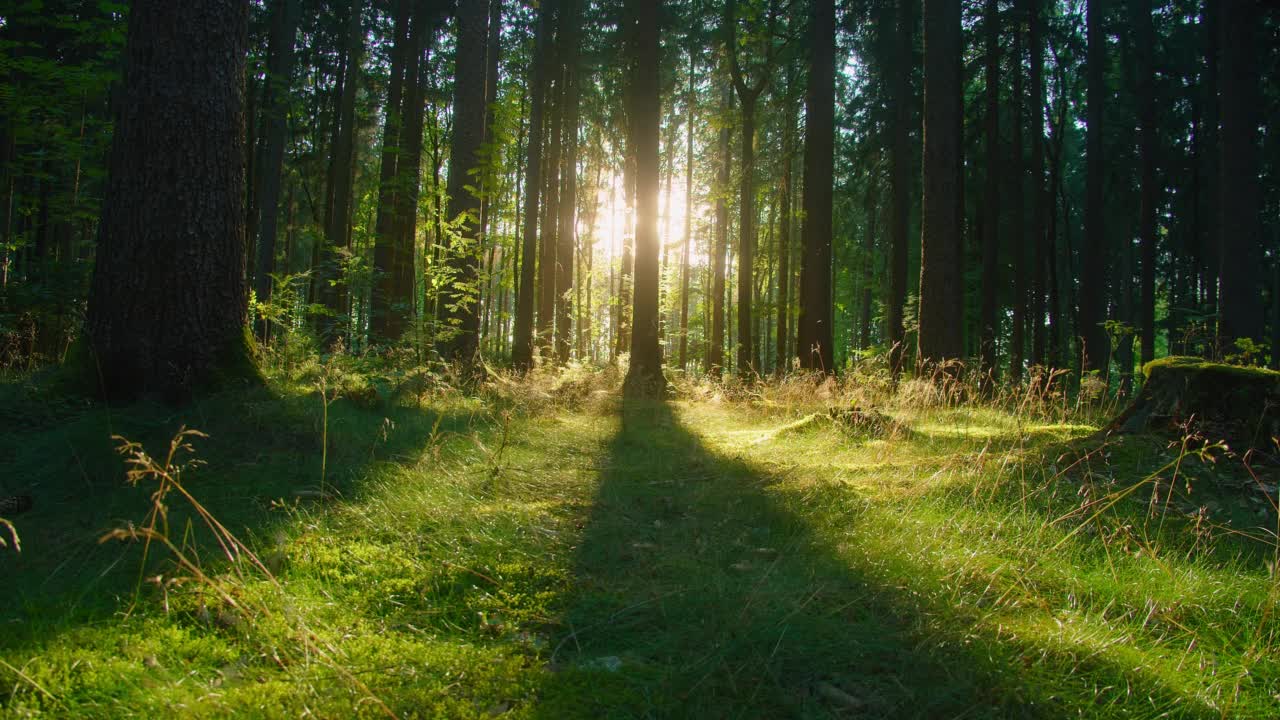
[916,0,964,364]
[887,0,913,374]
[370,0,412,341]
[86,0,256,401]
[1080,0,1108,374]
[710,84,730,375]
[512,0,553,370]
[1028,0,1047,367]
[435,0,489,365]
[979,0,1000,382]
[1218,0,1263,354]
[796,0,834,373]
[555,0,580,364]
[622,0,665,396]
[679,48,695,372]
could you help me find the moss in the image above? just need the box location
[1141,355,1280,381]
[203,324,266,392]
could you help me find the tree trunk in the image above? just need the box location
[979,0,1000,382]
[319,0,363,342]
[775,97,792,374]
[887,0,912,374]
[796,0,834,373]
[622,0,665,396]
[1133,0,1156,366]
[85,0,256,401]
[1218,0,1263,353]
[538,66,562,356]
[916,0,964,364]
[253,0,300,342]
[370,0,412,341]
[555,0,580,364]
[680,49,695,372]
[1080,0,1108,374]
[512,0,553,370]
[1028,0,1046,367]
[736,99,757,376]
[1009,2,1026,382]
[435,0,489,365]
[710,84,730,375]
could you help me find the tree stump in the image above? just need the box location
[1110,357,1280,449]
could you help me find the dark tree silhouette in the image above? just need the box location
[796,0,834,373]
[917,0,964,364]
[623,0,665,397]
[86,0,256,401]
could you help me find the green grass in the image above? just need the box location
[1,364,1277,718]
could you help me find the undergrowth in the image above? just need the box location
[0,350,1276,718]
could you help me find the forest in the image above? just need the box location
[1,0,1278,717]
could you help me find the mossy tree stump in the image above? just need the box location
[1110,357,1280,449]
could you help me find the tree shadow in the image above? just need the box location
[533,399,1219,719]
[0,378,485,653]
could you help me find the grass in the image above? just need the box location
[1,359,1277,718]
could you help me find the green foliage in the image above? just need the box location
[2,362,1277,717]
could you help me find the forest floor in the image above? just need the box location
[1,361,1278,718]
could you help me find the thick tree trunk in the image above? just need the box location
[1218,0,1263,353]
[796,0,834,373]
[435,0,489,365]
[622,0,665,396]
[512,0,553,370]
[253,0,300,342]
[916,0,964,364]
[86,0,256,401]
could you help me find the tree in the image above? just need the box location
[979,0,1000,381]
[726,0,780,377]
[555,0,582,364]
[710,83,731,375]
[622,0,665,397]
[887,0,913,374]
[796,0,834,373]
[1079,0,1107,374]
[316,0,364,343]
[1218,0,1263,353]
[1134,0,1157,366]
[916,0,963,364]
[85,0,256,401]
[435,0,489,365]
[370,0,413,341]
[679,47,697,372]
[1028,0,1047,367]
[253,0,300,342]
[513,0,555,371]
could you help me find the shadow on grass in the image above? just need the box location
[0,377,485,654]
[534,399,1218,719]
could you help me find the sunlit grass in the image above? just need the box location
[1,364,1276,717]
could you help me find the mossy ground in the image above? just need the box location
[1,362,1277,718]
